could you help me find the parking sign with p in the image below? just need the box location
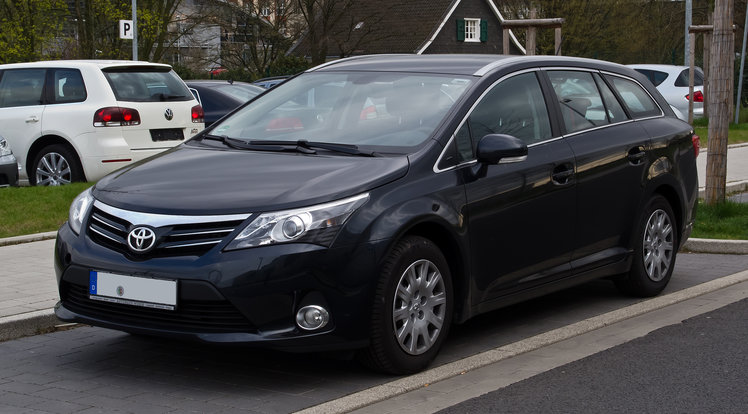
[120,20,134,39]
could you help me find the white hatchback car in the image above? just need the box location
[627,64,704,121]
[0,60,204,185]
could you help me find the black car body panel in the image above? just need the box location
[55,55,698,367]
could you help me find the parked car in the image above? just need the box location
[55,55,698,374]
[186,80,264,127]
[0,60,204,186]
[0,135,19,187]
[627,64,704,121]
[253,75,290,89]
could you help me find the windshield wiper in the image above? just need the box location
[248,140,379,157]
[202,134,316,153]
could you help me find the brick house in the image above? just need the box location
[288,0,525,60]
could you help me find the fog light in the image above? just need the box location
[296,305,330,331]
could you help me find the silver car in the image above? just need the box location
[0,136,19,187]
[627,64,704,121]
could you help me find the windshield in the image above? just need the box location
[209,72,472,150]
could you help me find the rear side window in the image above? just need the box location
[52,69,86,104]
[0,69,46,108]
[633,69,669,87]
[103,67,192,102]
[548,70,610,134]
[674,68,704,87]
[606,75,662,119]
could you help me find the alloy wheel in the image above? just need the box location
[392,259,447,355]
[642,209,674,282]
[36,152,72,186]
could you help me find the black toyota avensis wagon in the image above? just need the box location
[55,55,698,374]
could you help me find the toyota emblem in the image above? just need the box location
[164,108,174,121]
[127,226,157,253]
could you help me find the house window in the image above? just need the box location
[261,6,271,17]
[464,18,480,42]
[457,18,487,42]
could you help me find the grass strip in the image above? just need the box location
[691,200,748,240]
[0,183,93,238]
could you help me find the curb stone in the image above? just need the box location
[0,231,57,247]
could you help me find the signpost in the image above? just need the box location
[119,0,138,61]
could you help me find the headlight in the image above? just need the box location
[69,187,94,235]
[0,136,12,157]
[225,193,369,251]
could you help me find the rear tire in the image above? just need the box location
[358,236,453,374]
[616,195,678,297]
[31,144,84,186]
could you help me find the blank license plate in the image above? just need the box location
[150,128,184,141]
[89,271,177,310]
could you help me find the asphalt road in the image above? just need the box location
[438,298,748,414]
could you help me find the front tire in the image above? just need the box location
[31,144,84,186]
[359,236,453,374]
[616,195,678,297]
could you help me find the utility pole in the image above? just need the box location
[705,0,734,205]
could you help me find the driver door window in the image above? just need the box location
[459,72,551,161]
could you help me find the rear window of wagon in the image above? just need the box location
[103,67,192,102]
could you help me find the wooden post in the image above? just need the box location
[705,0,734,205]
[503,28,510,54]
[555,27,562,56]
[689,32,696,124]
[527,8,537,56]
[704,12,711,118]
[501,17,564,56]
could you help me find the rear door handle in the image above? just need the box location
[627,146,647,164]
[25,115,39,123]
[552,163,575,185]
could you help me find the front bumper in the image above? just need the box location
[54,223,389,351]
[0,154,18,187]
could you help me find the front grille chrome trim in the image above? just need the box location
[93,200,250,228]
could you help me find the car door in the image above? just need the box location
[459,70,577,305]
[0,68,47,176]
[543,69,653,272]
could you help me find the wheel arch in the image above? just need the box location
[26,135,86,181]
[391,219,471,324]
[651,183,685,240]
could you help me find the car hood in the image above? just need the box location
[93,145,409,215]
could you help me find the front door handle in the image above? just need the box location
[627,146,647,165]
[25,115,39,123]
[552,163,575,185]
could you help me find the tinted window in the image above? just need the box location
[633,69,669,86]
[607,75,661,119]
[53,69,86,104]
[548,70,610,133]
[594,73,628,123]
[103,68,192,102]
[674,68,704,87]
[468,72,551,149]
[0,69,46,108]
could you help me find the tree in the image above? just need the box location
[294,0,353,65]
[0,0,67,63]
[217,0,302,76]
[705,0,734,204]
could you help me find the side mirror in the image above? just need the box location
[476,134,528,165]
